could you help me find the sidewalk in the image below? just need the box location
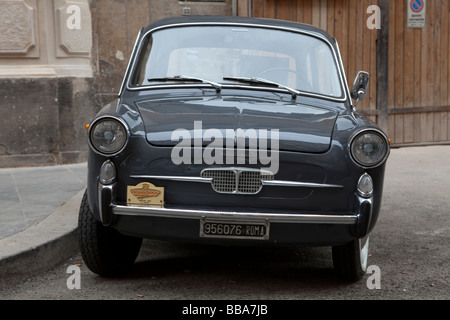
[0,163,87,287]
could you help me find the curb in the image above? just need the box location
[0,189,84,289]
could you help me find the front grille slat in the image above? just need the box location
[237,171,262,194]
[201,168,274,195]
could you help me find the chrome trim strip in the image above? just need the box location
[130,175,343,188]
[112,205,357,225]
[130,175,212,183]
[123,22,348,102]
[261,180,343,188]
[98,182,115,226]
[334,40,353,108]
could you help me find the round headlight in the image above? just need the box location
[350,130,389,168]
[89,117,128,155]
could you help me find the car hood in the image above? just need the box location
[134,95,338,153]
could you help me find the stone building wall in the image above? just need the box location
[0,0,234,168]
[91,0,234,108]
[0,0,95,167]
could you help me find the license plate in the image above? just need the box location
[200,220,270,240]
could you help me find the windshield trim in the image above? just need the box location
[119,28,143,97]
[124,22,348,102]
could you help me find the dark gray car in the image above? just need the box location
[78,16,390,281]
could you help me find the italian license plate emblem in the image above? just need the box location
[200,220,270,240]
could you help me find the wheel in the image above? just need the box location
[332,236,369,281]
[77,190,142,277]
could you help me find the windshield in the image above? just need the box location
[131,26,344,98]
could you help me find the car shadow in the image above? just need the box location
[119,239,353,290]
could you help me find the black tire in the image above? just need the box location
[77,190,142,277]
[332,236,369,282]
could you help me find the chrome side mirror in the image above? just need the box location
[351,71,370,108]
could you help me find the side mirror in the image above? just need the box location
[351,71,370,108]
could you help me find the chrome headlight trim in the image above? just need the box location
[88,115,130,156]
[349,128,390,169]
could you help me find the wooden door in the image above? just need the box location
[237,0,450,146]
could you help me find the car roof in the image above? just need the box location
[141,16,334,43]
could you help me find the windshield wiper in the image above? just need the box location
[148,75,222,92]
[223,76,301,99]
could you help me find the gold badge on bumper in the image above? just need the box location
[127,182,164,207]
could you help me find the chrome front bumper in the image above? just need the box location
[97,180,373,238]
[112,204,359,224]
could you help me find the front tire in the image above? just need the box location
[77,190,142,277]
[332,236,369,281]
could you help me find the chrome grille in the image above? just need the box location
[201,168,274,194]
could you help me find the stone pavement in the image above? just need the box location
[0,163,86,287]
[0,163,87,240]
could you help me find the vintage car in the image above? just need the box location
[78,16,390,281]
